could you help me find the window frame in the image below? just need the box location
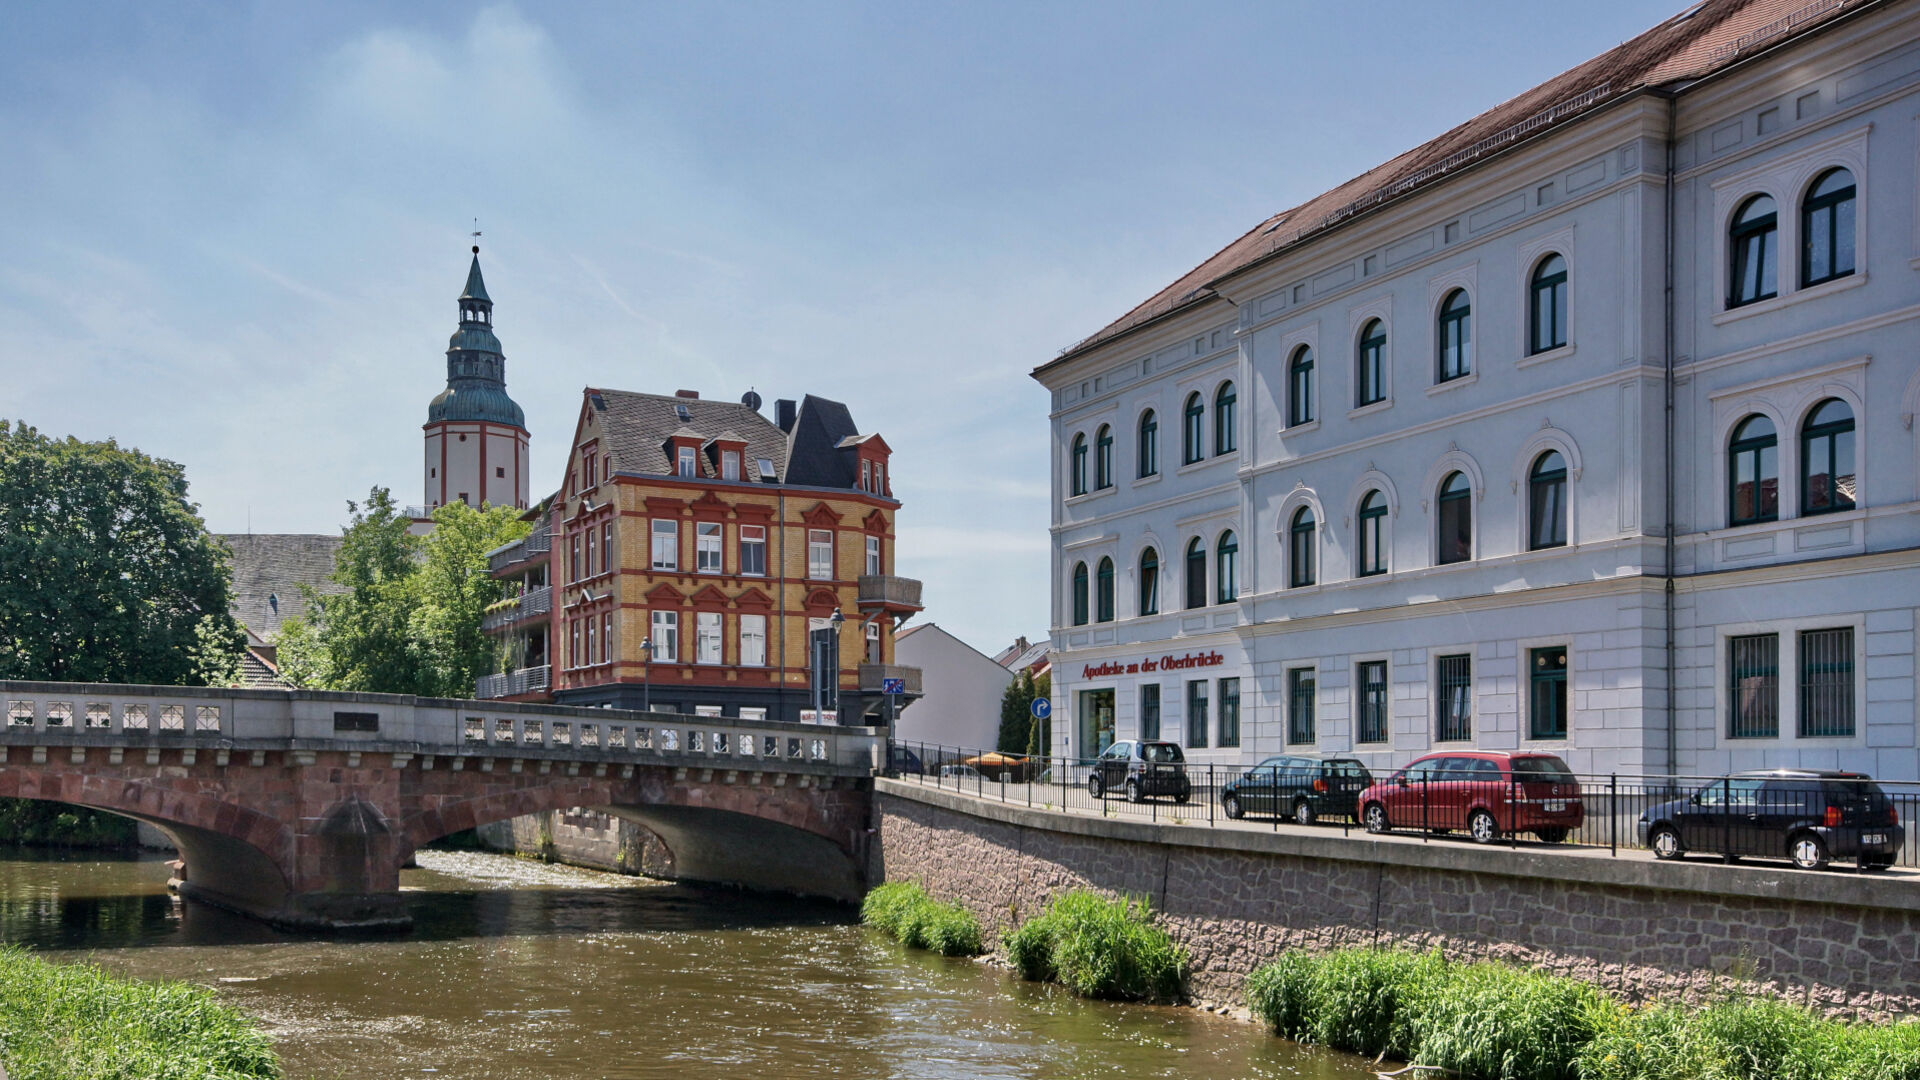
[1215,530,1238,605]
[650,519,678,572]
[695,611,723,665]
[1185,679,1209,749]
[1071,562,1089,626]
[1436,471,1472,565]
[1286,667,1316,745]
[1137,547,1159,617]
[1181,393,1205,465]
[1436,289,1471,383]
[1728,194,1779,308]
[1797,626,1855,738]
[1728,414,1780,527]
[866,535,883,576]
[1356,319,1387,408]
[807,528,834,580]
[1213,382,1237,456]
[1527,646,1569,741]
[1140,683,1161,742]
[1137,409,1158,478]
[1069,433,1089,496]
[1799,167,1856,289]
[1095,557,1115,623]
[1798,398,1855,516]
[1184,538,1207,610]
[1727,632,1780,739]
[1288,506,1316,588]
[740,613,768,667]
[1528,253,1569,355]
[1527,450,1568,550]
[1435,653,1472,742]
[650,609,680,663]
[738,524,767,577]
[1094,424,1115,489]
[695,521,723,574]
[1217,677,1241,748]
[1356,490,1388,577]
[1355,660,1389,744]
[1287,345,1315,427]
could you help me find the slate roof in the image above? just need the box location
[219,534,345,641]
[590,389,878,491]
[1039,0,1872,372]
[783,394,861,489]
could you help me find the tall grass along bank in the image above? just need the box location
[861,881,985,957]
[0,946,280,1080]
[1245,946,1920,1080]
[1004,889,1186,1004]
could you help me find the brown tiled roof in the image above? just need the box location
[591,389,789,482]
[1039,0,1869,372]
[219,533,345,641]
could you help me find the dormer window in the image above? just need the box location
[756,457,777,480]
[875,463,885,494]
[862,461,872,490]
[677,447,696,479]
[722,452,741,481]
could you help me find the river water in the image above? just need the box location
[0,847,1374,1079]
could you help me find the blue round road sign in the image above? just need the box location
[1030,698,1052,720]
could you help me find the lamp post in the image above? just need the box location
[810,608,845,724]
[639,637,653,712]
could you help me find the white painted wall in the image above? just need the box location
[894,624,1014,754]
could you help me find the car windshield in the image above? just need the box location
[1823,779,1891,810]
[1140,743,1184,763]
[1511,757,1575,783]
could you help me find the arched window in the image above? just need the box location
[1437,289,1471,382]
[1071,562,1089,626]
[1070,434,1088,497]
[1288,345,1315,426]
[1528,450,1568,550]
[1356,491,1388,577]
[1356,319,1386,407]
[1138,547,1159,616]
[1728,414,1779,526]
[1729,195,1778,307]
[1184,538,1207,609]
[1182,393,1205,465]
[1214,382,1237,456]
[1437,471,1472,564]
[1094,424,1114,489]
[1137,410,1158,478]
[1288,507,1316,588]
[1095,557,1115,622]
[1530,254,1568,354]
[1216,531,1239,604]
[1800,398,1855,515]
[1801,168,1856,288]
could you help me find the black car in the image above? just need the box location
[1088,740,1192,803]
[1221,756,1372,824]
[1636,770,1904,870]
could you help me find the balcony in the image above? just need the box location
[475,664,551,700]
[488,522,553,574]
[858,663,923,696]
[481,584,552,632]
[856,575,923,613]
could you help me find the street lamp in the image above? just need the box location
[639,637,653,712]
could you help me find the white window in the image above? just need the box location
[722,452,740,481]
[808,529,834,579]
[756,457,776,480]
[601,613,613,663]
[866,619,882,664]
[677,446,696,479]
[875,463,884,493]
[696,522,723,573]
[739,525,767,576]
[864,535,882,576]
[585,618,597,663]
[650,610,678,662]
[694,705,724,717]
[696,612,723,664]
[602,522,614,573]
[739,706,768,722]
[651,520,678,570]
[861,461,871,490]
[741,614,767,667]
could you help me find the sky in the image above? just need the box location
[0,0,1686,656]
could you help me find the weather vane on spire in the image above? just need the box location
[471,218,481,255]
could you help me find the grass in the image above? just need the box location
[0,945,281,1079]
[1003,889,1186,1004]
[1245,946,1920,1080]
[861,881,985,957]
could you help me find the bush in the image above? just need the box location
[1002,890,1185,1004]
[860,881,984,958]
[1406,957,1609,1080]
[1247,946,1441,1059]
[0,799,137,849]
[0,945,280,1079]
[1576,998,1920,1080]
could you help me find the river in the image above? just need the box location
[0,847,1376,1079]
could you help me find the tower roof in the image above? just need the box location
[460,254,492,303]
[429,251,525,429]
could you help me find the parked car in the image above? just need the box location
[1087,740,1191,803]
[1358,751,1585,844]
[938,764,981,780]
[1636,770,1904,870]
[1221,756,1373,824]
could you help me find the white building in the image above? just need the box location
[895,623,1015,754]
[1035,0,1920,780]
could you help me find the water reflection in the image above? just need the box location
[0,848,1373,1080]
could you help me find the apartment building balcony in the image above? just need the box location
[488,522,553,575]
[481,584,552,633]
[475,664,551,700]
[856,574,923,614]
[858,663,923,696]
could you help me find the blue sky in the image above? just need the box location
[0,1,1683,654]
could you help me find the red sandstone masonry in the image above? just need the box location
[873,788,1920,1019]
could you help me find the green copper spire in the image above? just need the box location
[427,249,525,429]
[460,254,491,303]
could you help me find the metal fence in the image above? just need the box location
[889,741,1915,872]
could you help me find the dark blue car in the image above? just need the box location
[1636,769,1903,870]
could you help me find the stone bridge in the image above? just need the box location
[0,681,880,929]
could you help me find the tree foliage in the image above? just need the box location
[0,421,243,686]
[997,669,1052,756]
[276,487,528,697]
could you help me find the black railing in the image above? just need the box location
[888,740,1916,872]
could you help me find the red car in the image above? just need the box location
[1358,751,1585,844]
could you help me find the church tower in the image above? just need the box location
[423,247,530,514]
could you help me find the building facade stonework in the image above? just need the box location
[1034,0,1920,779]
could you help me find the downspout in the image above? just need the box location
[1662,89,1680,777]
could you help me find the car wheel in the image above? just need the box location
[1293,800,1317,827]
[1173,788,1190,805]
[1535,827,1569,844]
[1125,778,1143,804]
[1223,794,1243,820]
[1790,833,1830,871]
[1363,803,1389,834]
[1468,809,1499,845]
[1649,825,1683,861]
[1088,773,1105,800]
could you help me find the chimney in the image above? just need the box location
[674,389,700,399]
[775,399,797,433]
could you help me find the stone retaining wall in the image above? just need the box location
[475,811,674,878]
[874,782,1920,1018]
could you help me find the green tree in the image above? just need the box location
[997,670,1053,756]
[277,487,527,697]
[0,421,243,686]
